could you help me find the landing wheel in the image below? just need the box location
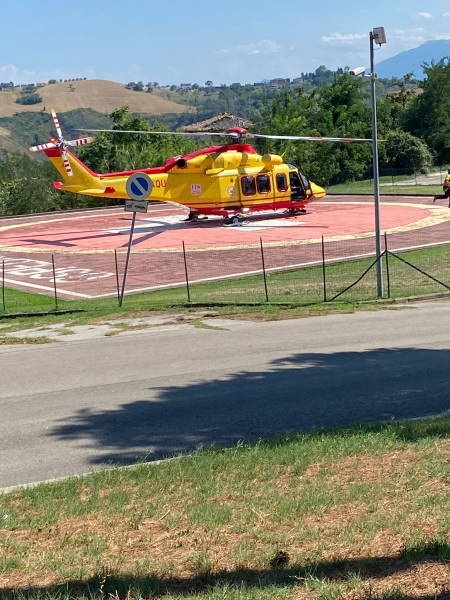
[224,214,242,225]
[287,207,307,215]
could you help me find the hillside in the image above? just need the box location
[0,125,28,158]
[377,40,450,79]
[0,79,188,118]
[0,108,113,149]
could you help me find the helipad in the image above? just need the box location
[0,200,446,253]
[0,196,449,299]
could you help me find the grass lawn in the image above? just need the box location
[2,244,450,319]
[328,180,441,195]
[1,415,450,599]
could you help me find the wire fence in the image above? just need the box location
[1,231,450,316]
[328,166,450,193]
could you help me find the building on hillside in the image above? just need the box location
[184,112,254,134]
[0,81,14,90]
[268,78,290,89]
[180,83,192,89]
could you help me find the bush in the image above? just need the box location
[15,93,42,106]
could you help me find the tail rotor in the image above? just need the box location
[29,109,94,177]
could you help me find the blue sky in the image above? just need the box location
[1,0,450,85]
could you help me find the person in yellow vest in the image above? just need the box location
[433,169,450,206]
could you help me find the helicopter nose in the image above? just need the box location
[310,182,326,199]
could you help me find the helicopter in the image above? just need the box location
[30,110,373,225]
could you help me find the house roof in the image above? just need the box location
[184,112,254,133]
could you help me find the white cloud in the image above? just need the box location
[444,13,450,17]
[217,39,281,56]
[0,64,88,85]
[417,12,433,18]
[391,28,425,42]
[321,32,366,43]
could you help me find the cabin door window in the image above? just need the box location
[276,173,288,192]
[241,176,256,196]
[256,174,271,194]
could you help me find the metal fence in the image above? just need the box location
[1,230,450,316]
[328,166,450,193]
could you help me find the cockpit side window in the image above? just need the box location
[289,170,305,200]
[289,171,302,188]
[241,176,256,196]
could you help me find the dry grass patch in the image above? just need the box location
[2,417,450,598]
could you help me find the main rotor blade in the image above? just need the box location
[51,109,63,138]
[67,137,94,147]
[61,150,74,177]
[29,142,56,152]
[74,129,239,137]
[249,133,373,142]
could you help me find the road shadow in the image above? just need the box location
[3,541,450,599]
[50,347,450,465]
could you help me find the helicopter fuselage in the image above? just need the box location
[45,143,326,217]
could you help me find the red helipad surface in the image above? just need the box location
[1,196,449,299]
[0,202,436,252]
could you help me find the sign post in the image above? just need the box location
[119,173,153,307]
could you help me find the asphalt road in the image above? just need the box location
[1,302,450,489]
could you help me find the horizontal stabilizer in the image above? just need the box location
[79,187,116,195]
[55,182,115,194]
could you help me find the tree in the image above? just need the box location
[205,80,213,87]
[133,81,144,92]
[403,59,450,163]
[48,79,57,84]
[382,131,432,173]
[78,106,200,173]
[0,152,84,216]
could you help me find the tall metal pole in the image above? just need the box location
[370,32,384,298]
[119,211,137,307]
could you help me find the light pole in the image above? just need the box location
[351,27,386,298]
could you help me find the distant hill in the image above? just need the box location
[376,40,450,79]
[0,108,113,150]
[0,79,187,119]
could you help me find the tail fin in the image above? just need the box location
[43,148,99,192]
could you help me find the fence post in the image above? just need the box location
[2,259,5,312]
[260,237,269,302]
[114,249,120,306]
[182,241,191,303]
[384,232,391,299]
[321,236,327,303]
[51,254,58,310]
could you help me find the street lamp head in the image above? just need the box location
[350,66,366,77]
[372,27,387,45]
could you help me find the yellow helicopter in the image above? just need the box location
[30,110,373,224]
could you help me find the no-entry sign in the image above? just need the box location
[126,172,153,201]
